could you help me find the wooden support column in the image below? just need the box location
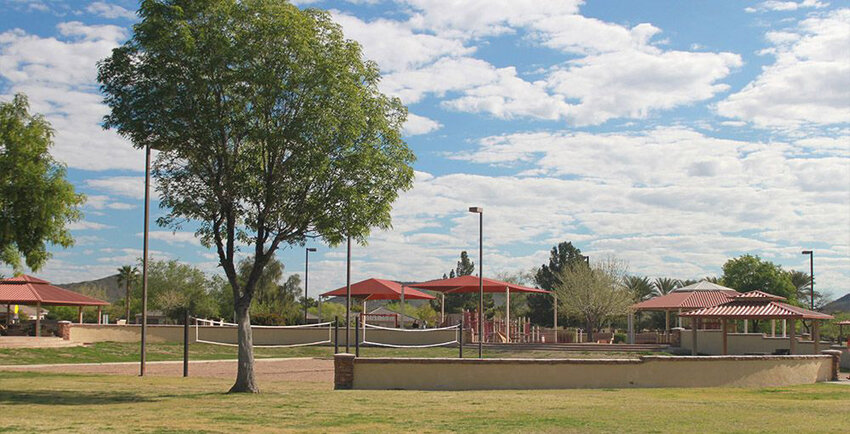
[743,319,748,333]
[552,293,558,330]
[78,306,83,324]
[5,304,9,326]
[771,319,776,337]
[440,293,445,325]
[627,310,635,344]
[35,302,41,337]
[812,320,820,353]
[789,319,796,355]
[505,287,510,343]
[691,317,698,356]
[782,319,787,337]
[665,310,670,334]
[677,309,682,328]
[721,318,728,355]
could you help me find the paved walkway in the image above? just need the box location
[0,357,334,383]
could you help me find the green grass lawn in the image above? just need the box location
[0,370,847,433]
[0,342,660,365]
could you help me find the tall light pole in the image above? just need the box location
[801,250,814,310]
[304,247,317,323]
[468,206,483,358]
[140,144,151,377]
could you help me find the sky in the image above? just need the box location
[0,0,848,300]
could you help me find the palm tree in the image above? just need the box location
[788,269,811,303]
[703,276,724,285]
[624,275,654,301]
[652,277,680,296]
[117,265,140,322]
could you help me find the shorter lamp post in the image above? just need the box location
[305,247,317,323]
[801,250,814,310]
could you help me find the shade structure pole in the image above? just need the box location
[345,235,351,352]
[743,320,748,333]
[35,302,41,337]
[140,143,151,377]
[400,285,405,329]
[97,306,102,325]
[440,293,445,325]
[78,306,83,324]
[721,318,728,355]
[627,310,634,344]
[813,320,820,353]
[771,319,776,337]
[789,319,796,354]
[505,286,510,343]
[691,317,698,356]
[783,319,787,337]
[553,293,557,331]
[478,210,483,357]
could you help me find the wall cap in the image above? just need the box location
[351,354,830,366]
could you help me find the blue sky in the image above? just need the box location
[1,0,848,299]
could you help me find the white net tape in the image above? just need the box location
[361,322,460,348]
[193,317,333,348]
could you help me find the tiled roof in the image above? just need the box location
[0,275,109,306]
[680,291,833,320]
[632,290,738,311]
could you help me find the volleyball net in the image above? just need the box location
[360,322,461,348]
[193,317,334,348]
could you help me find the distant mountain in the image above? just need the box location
[822,293,850,313]
[58,274,123,303]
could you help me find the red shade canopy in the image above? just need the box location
[408,275,550,294]
[320,278,435,301]
[0,274,109,306]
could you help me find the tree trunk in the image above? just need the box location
[586,319,595,342]
[229,302,259,393]
[125,282,130,323]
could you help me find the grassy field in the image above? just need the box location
[0,342,661,365]
[0,370,848,433]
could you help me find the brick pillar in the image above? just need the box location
[334,353,356,390]
[822,350,842,381]
[58,321,71,340]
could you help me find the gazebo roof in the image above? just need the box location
[632,287,738,311]
[0,274,109,306]
[680,291,833,320]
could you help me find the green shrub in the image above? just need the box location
[613,333,627,343]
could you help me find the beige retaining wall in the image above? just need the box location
[68,324,458,347]
[678,329,841,355]
[338,354,837,390]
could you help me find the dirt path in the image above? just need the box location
[0,357,334,383]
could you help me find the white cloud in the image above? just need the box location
[403,113,442,136]
[717,8,850,127]
[85,2,136,20]
[68,220,112,230]
[84,194,136,210]
[85,176,147,200]
[0,23,139,171]
[746,0,829,13]
[141,231,201,246]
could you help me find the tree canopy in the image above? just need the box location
[554,256,633,340]
[529,241,585,326]
[98,0,414,393]
[0,93,83,272]
[721,255,796,301]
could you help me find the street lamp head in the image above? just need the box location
[801,250,812,255]
[468,206,483,213]
[306,247,317,252]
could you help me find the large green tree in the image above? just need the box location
[529,241,584,326]
[98,0,414,392]
[144,259,220,321]
[0,94,83,271]
[721,255,796,301]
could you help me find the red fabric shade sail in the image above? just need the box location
[408,275,550,294]
[0,274,109,306]
[320,278,435,301]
